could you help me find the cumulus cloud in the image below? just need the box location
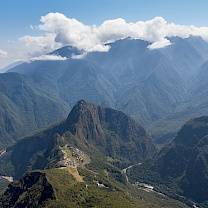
[71,52,87,60]
[0,49,8,57]
[30,54,67,61]
[148,39,172,50]
[19,33,61,56]
[3,13,208,69]
[19,13,208,58]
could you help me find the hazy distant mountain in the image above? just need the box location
[87,38,187,124]
[160,36,208,79]
[0,61,24,73]
[8,38,188,125]
[48,45,82,58]
[149,54,208,144]
[9,58,115,108]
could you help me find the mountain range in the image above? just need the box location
[1,100,207,206]
[1,36,208,207]
[0,36,206,148]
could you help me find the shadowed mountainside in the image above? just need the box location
[128,116,208,206]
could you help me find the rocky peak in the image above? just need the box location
[48,45,82,58]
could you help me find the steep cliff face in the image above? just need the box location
[64,100,157,165]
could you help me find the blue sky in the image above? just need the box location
[1,0,208,69]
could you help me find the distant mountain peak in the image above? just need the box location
[76,99,91,108]
[66,99,96,121]
[49,45,82,58]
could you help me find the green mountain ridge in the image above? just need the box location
[1,37,208,207]
[0,168,188,208]
[0,72,69,148]
[128,116,208,206]
[0,100,188,207]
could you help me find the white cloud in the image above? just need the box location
[71,52,87,60]
[38,13,103,52]
[148,39,172,50]
[0,49,8,57]
[19,33,61,56]
[30,54,67,61]
[1,13,208,69]
[19,13,208,57]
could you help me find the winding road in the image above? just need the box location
[121,163,165,197]
[122,163,141,183]
[0,150,6,157]
[0,150,14,182]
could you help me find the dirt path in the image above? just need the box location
[121,163,166,196]
[63,166,84,182]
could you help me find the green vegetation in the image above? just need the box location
[0,171,55,207]
[2,37,208,207]
[0,178,10,195]
[0,100,189,207]
[0,72,69,150]
[0,168,188,207]
[4,36,208,148]
[0,151,15,177]
[129,116,208,206]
